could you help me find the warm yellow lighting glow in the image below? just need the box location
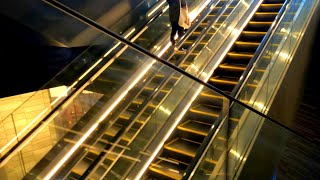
[230,149,241,159]
[147,1,166,17]
[279,52,289,59]
[125,28,136,39]
[253,102,266,111]
[159,106,172,115]
[189,0,211,21]
[49,86,68,98]
[158,43,171,57]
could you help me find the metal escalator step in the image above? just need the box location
[198,90,224,107]
[242,31,267,35]
[149,160,183,180]
[200,90,224,100]
[234,41,260,47]
[209,76,238,85]
[248,21,273,25]
[218,63,247,71]
[189,104,221,119]
[227,52,254,58]
[144,83,171,93]
[71,156,92,177]
[132,96,157,108]
[165,138,200,157]
[184,39,208,45]
[104,123,138,142]
[178,120,211,136]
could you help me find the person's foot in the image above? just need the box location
[175,47,187,54]
[178,48,187,54]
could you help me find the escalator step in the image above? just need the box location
[178,120,211,136]
[240,31,266,42]
[165,138,200,158]
[188,104,221,124]
[149,160,184,180]
[253,12,278,21]
[232,41,260,53]
[259,3,283,12]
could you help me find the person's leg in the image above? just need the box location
[177,25,185,39]
[171,22,179,45]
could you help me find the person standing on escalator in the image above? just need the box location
[166,0,187,46]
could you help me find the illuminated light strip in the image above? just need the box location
[135,85,204,180]
[189,0,211,21]
[147,0,166,17]
[0,108,47,154]
[157,43,172,57]
[44,123,99,180]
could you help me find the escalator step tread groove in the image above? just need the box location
[219,63,247,71]
[200,90,224,99]
[149,160,183,180]
[210,76,238,85]
[165,138,200,157]
[189,104,221,117]
[178,120,211,136]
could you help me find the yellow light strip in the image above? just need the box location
[147,0,166,17]
[189,0,211,21]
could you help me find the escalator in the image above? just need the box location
[19,0,234,179]
[145,0,285,179]
[28,0,283,179]
[54,1,238,179]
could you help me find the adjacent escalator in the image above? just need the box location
[145,0,285,179]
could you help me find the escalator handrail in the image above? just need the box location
[42,0,316,150]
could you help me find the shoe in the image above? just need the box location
[177,48,187,54]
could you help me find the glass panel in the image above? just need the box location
[236,0,317,114]
[238,115,320,179]
[190,96,320,180]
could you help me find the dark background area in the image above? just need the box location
[0,13,86,98]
